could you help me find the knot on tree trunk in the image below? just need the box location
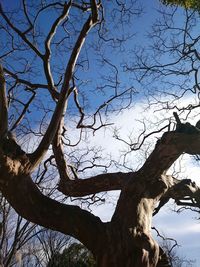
[0,135,30,176]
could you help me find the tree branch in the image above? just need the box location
[58,172,132,197]
[22,0,33,35]
[29,12,99,170]
[0,172,104,253]
[90,0,99,23]
[0,64,8,139]
[4,67,59,99]
[153,176,200,215]
[10,89,36,132]
[43,1,71,97]
[139,130,200,179]
[0,4,43,59]
[52,119,71,181]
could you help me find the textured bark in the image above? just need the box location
[94,222,159,267]
[58,172,133,197]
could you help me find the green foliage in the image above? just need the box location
[160,0,200,11]
[47,243,96,267]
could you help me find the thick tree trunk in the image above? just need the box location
[94,222,159,267]
[96,245,158,267]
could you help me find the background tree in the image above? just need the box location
[0,1,200,267]
[161,241,195,267]
[0,194,86,267]
[47,242,96,267]
[32,228,72,267]
[153,227,196,267]
[0,194,39,267]
[160,0,200,11]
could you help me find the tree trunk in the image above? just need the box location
[94,222,159,267]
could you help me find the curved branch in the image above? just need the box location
[58,171,132,197]
[43,1,71,95]
[22,0,33,35]
[139,129,200,178]
[0,172,104,253]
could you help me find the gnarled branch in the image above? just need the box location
[0,172,104,253]
[154,176,200,215]
[58,171,133,197]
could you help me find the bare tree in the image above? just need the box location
[0,194,39,267]
[32,229,72,267]
[160,240,195,267]
[0,192,72,267]
[0,1,200,267]
[153,227,196,267]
